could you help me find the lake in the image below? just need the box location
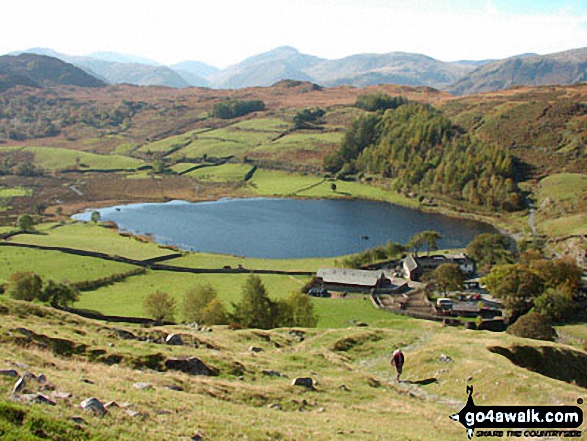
[73,198,497,259]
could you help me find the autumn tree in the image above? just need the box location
[143,291,176,323]
[466,233,514,273]
[7,271,42,301]
[482,264,544,320]
[183,284,221,324]
[431,263,465,294]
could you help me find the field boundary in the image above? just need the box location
[0,241,314,276]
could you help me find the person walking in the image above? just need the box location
[391,349,404,382]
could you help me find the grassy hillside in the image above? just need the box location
[0,298,584,440]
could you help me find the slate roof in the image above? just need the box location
[316,268,389,287]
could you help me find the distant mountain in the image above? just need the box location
[16,48,190,88]
[87,51,162,66]
[170,60,219,79]
[206,46,476,89]
[307,52,472,89]
[208,46,322,88]
[449,48,587,95]
[0,53,105,89]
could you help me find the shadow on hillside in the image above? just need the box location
[489,345,587,389]
[403,378,438,386]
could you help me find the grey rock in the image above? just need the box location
[165,334,184,346]
[12,377,26,394]
[37,374,47,384]
[80,397,108,417]
[338,384,351,392]
[70,416,87,425]
[23,372,37,381]
[162,384,184,392]
[438,354,453,363]
[125,409,144,419]
[292,377,315,389]
[165,357,218,376]
[0,369,19,378]
[191,432,205,440]
[133,382,153,390]
[268,403,282,410]
[104,401,120,409]
[249,346,263,353]
[19,394,56,406]
[51,391,73,399]
[112,327,136,340]
[261,370,281,377]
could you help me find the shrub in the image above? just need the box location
[183,284,218,324]
[7,271,42,301]
[507,312,556,341]
[143,291,176,323]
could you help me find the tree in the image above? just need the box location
[231,275,274,329]
[183,284,218,324]
[143,291,176,323]
[432,263,464,294]
[529,258,582,292]
[17,214,34,232]
[466,233,514,273]
[200,298,229,325]
[408,231,441,257]
[90,211,101,224]
[42,280,79,308]
[355,94,408,112]
[275,291,318,327]
[533,285,576,323]
[482,264,544,320]
[507,312,556,342]
[7,271,42,301]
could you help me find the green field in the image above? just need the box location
[75,270,309,318]
[538,173,587,202]
[167,252,338,272]
[8,222,176,261]
[0,246,136,284]
[19,146,145,171]
[186,163,255,181]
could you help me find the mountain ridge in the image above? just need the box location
[6,46,587,94]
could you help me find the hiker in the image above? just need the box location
[391,349,404,382]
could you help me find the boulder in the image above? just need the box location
[291,377,315,390]
[438,354,453,363]
[133,382,153,391]
[125,409,145,419]
[51,391,73,400]
[0,369,19,378]
[165,357,218,376]
[80,397,108,417]
[165,334,184,345]
[18,394,56,406]
[249,346,263,353]
[112,328,137,340]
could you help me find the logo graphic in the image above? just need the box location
[450,386,583,439]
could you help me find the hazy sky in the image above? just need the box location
[1,0,586,68]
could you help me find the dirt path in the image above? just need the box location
[356,331,464,407]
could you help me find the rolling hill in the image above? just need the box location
[450,47,587,95]
[0,53,105,89]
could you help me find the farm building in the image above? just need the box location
[316,268,408,294]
